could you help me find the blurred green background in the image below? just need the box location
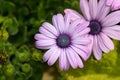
[0,0,120,80]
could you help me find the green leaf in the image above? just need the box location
[7,17,19,35]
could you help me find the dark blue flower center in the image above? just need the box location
[89,20,102,35]
[56,34,71,48]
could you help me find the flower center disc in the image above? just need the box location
[56,34,71,48]
[89,21,102,35]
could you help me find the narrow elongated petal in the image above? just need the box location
[42,22,58,36]
[64,13,71,30]
[102,11,120,27]
[56,14,65,33]
[59,49,68,70]
[48,47,60,66]
[98,0,105,12]
[73,28,90,39]
[35,39,55,49]
[39,27,56,38]
[103,28,120,40]
[71,45,89,61]
[97,0,110,21]
[66,48,78,69]
[104,25,120,31]
[34,34,51,40]
[78,28,90,36]
[89,0,98,19]
[80,0,91,20]
[93,36,102,60]
[73,44,90,55]
[52,15,59,31]
[100,33,114,50]
[73,50,84,68]
[86,35,93,56]
[43,46,57,62]
[97,35,109,53]
[72,38,90,45]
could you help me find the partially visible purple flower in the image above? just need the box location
[106,0,120,10]
[34,13,91,70]
[64,0,120,60]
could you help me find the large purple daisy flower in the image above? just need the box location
[64,0,120,60]
[34,13,91,70]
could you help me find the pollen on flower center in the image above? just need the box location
[56,34,71,48]
[89,20,102,35]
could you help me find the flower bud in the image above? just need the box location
[21,63,31,73]
[4,64,15,76]
[18,51,30,62]
[32,52,42,61]
[0,29,9,40]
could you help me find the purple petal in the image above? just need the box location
[72,38,91,45]
[72,21,89,36]
[52,15,59,32]
[78,28,90,36]
[86,35,93,56]
[70,20,89,36]
[73,50,84,68]
[64,13,71,30]
[102,11,120,27]
[106,0,114,6]
[100,33,114,50]
[69,18,85,33]
[59,49,69,70]
[98,0,105,12]
[42,22,58,36]
[111,0,120,10]
[73,28,90,39]
[97,35,109,53]
[103,27,120,40]
[56,14,65,33]
[93,36,102,60]
[34,34,52,40]
[71,45,89,61]
[80,0,91,20]
[89,0,98,19]
[77,21,90,32]
[66,48,78,69]
[43,46,57,62]
[64,9,84,21]
[104,25,120,31]
[39,27,56,39]
[47,47,60,66]
[97,0,110,21]
[35,39,55,49]
[35,46,52,49]
[73,44,90,55]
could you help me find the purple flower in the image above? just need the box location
[106,0,120,10]
[34,13,91,70]
[64,0,120,60]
